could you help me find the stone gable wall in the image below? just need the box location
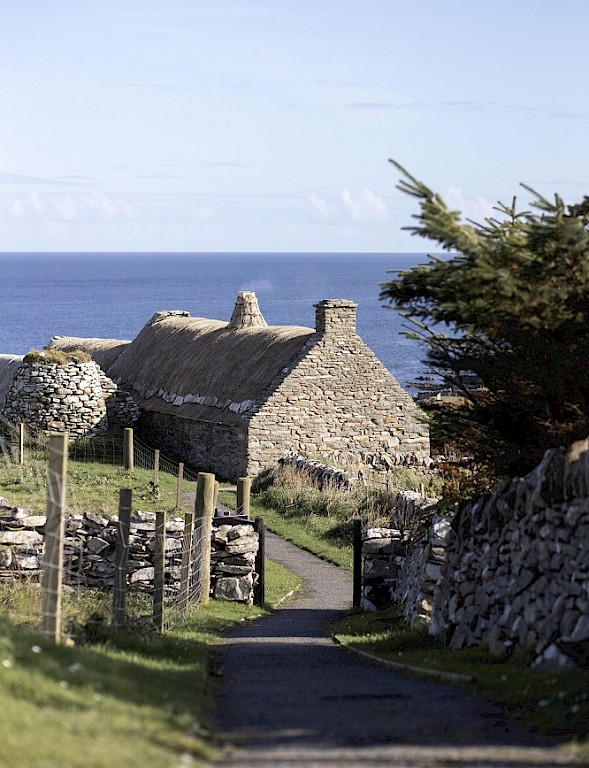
[247,333,430,477]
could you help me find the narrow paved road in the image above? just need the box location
[212,533,579,767]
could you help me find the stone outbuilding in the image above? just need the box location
[0,352,139,439]
[46,292,430,479]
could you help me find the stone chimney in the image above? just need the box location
[314,299,358,336]
[228,291,268,329]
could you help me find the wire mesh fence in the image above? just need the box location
[0,424,229,639]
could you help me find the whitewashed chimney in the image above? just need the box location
[228,291,268,329]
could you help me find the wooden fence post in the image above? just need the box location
[237,476,251,518]
[113,489,132,628]
[123,428,134,472]
[178,511,194,611]
[17,422,24,467]
[41,432,68,642]
[192,472,215,605]
[253,516,265,607]
[353,517,363,608]
[175,462,184,511]
[153,510,166,632]
[153,449,160,488]
[213,480,220,515]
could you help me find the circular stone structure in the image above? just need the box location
[2,359,108,438]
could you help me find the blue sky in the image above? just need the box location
[2,0,588,252]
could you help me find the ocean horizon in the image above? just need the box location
[0,251,431,390]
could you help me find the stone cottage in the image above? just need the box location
[46,292,430,479]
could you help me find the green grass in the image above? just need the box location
[246,463,440,571]
[334,605,589,758]
[0,450,193,516]
[252,498,354,569]
[0,559,300,768]
[0,446,302,766]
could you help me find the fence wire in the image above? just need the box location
[0,425,212,638]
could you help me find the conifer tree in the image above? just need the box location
[381,161,589,485]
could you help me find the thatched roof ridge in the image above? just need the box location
[107,312,315,415]
[46,337,130,371]
[0,355,23,407]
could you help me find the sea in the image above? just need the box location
[0,252,431,391]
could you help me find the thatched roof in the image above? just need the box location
[0,355,23,407]
[46,337,130,371]
[107,310,315,420]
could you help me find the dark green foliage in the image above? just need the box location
[381,161,589,487]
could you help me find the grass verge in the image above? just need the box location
[250,497,354,569]
[333,605,589,759]
[0,559,300,768]
[246,463,440,571]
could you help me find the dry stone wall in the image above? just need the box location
[2,361,108,437]
[1,361,139,438]
[277,451,435,491]
[360,495,447,619]
[0,503,259,604]
[433,440,589,665]
[361,439,589,668]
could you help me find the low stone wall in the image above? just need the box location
[0,503,259,604]
[278,451,435,489]
[361,512,450,620]
[433,440,589,665]
[278,451,355,490]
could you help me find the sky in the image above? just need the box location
[1,0,588,253]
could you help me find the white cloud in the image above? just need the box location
[308,192,335,222]
[308,187,390,225]
[340,187,390,223]
[441,186,495,226]
[0,191,137,223]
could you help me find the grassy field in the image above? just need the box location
[0,444,301,767]
[0,561,299,768]
[0,444,194,517]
